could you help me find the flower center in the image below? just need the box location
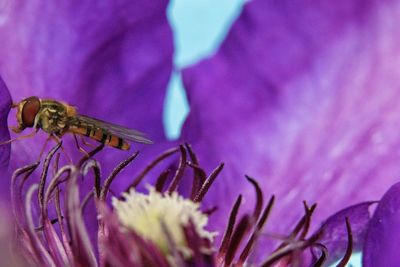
[112,186,216,255]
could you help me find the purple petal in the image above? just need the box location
[181,0,400,239]
[0,1,173,169]
[0,77,11,196]
[0,203,28,266]
[65,167,97,266]
[363,182,400,267]
[313,202,375,264]
[0,77,11,167]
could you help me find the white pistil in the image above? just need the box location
[112,186,216,255]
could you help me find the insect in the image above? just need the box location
[2,96,152,151]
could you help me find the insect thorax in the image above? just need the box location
[37,101,69,135]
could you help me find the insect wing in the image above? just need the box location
[76,115,153,144]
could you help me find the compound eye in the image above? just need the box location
[21,96,40,127]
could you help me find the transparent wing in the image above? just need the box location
[75,115,153,144]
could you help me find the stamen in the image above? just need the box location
[65,167,97,266]
[113,187,215,256]
[160,220,186,266]
[238,195,275,265]
[276,203,317,250]
[11,162,40,227]
[186,161,207,199]
[82,159,101,197]
[25,184,55,266]
[224,215,251,266]
[204,206,218,216]
[312,243,328,267]
[261,205,321,266]
[35,218,62,232]
[38,142,62,212]
[193,163,224,202]
[261,240,310,266]
[100,151,139,201]
[335,217,353,267]
[245,175,264,222]
[184,143,199,164]
[52,152,61,176]
[155,169,171,192]
[182,220,209,264]
[77,143,104,168]
[167,145,187,193]
[54,187,72,261]
[125,146,179,191]
[218,195,242,260]
[43,166,74,212]
[299,202,317,240]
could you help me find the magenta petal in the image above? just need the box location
[0,77,11,165]
[0,0,173,167]
[0,77,11,182]
[0,1,172,136]
[313,202,374,264]
[363,182,400,267]
[181,0,400,236]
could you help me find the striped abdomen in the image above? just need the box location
[68,120,130,150]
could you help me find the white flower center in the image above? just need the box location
[112,186,216,255]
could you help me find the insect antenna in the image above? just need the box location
[0,130,37,146]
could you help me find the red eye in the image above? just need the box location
[21,96,40,127]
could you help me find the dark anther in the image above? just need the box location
[276,203,317,250]
[186,161,207,199]
[185,143,199,164]
[82,159,102,198]
[261,241,309,266]
[125,146,180,191]
[311,243,328,267]
[299,202,317,240]
[245,175,263,223]
[193,163,224,202]
[335,217,353,267]
[204,206,218,216]
[218,195,242,260]
[38,142,62,211]
[167,145,187,193]
[224,215,251,267]
[100,151,139,200]
[77,143,104,168]
[155,169,171,192]
[238,195,275,265]
[12,161,40,205]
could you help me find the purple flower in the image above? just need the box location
[11,145,358,266]
[0,0,174,178]
[1,0,400,265]
[363,182,400,266]
[0,78,11,167]
[180,0,400,258]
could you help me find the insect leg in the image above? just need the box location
[80,135,95,148]
[73,134,90,157]
[51,134,72,164]
[37,134,53,161]
[0,129,38,146]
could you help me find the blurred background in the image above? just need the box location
[165,1,361,266]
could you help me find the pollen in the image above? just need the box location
[112,186,216,255]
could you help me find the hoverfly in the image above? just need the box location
[2,96,152,151]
